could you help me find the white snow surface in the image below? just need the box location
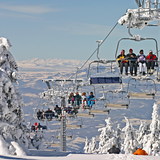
[11,141,26,156]
[0,152,159,160]
[0,135,10,155]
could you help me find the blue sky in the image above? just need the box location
[0,0,159,61]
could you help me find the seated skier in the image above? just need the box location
[137,49,147,75]
[87,92,95,108]
[146,50,158,74]
[116,49,128,75]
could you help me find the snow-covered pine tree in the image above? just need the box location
[122,117,137,154]
[84,137,90,153]
[97,117,117,154]
[115,124,122,150]
[143,103,160,155]
[88,137,97,153]
[136,121,150,148]
[0,37,32,155]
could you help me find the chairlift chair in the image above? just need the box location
[89,109,110,114]
[87,60,123,96]
[105,90,129,109]
[76,112,94,118]
[115,20,159,78]
[127,77,156,99]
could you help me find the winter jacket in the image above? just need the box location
[146,54,157,62]
[137,54,146,63]
[126,53,137,63]
[87,95,95,100]
[116,55,128,63]
[133,148,148,155]
[108,146,120,154]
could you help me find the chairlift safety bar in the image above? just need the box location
[89,77,122,85]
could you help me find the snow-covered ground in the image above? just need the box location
[11,58,160,159]
[0,152,160,160]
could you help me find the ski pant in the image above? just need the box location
[138,62,147,73]
[87,98,95,107]
[119,62,128,74]
[129,62,137,75]
[147,61,155,70]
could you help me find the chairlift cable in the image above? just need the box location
[79,22,118,70]
[68,22,118,80]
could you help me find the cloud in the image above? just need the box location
[0,3,59,14]
[49,23,111,36]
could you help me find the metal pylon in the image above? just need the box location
[60,96,67,151]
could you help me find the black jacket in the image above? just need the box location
[126,53,137,63]
[108,146,120,154]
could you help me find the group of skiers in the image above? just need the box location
[36,108,57,121]
[116,48,158,76]
[68,91,95,108]
[36,105,80,120]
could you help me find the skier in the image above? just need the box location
[37,109,42,120]
[137,49,147,75]
[44,108,54,120]
[146,50,157,74]
[54,105,62,116]
[116,49,128,75]
[87,92,95,108]
[126,48,137,76]
[108,145,120,154]
[81,92,87,108]
[74,92,82,107]
[68,92,75,106]
[133,148,148,155]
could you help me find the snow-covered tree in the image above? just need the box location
[97,117,117,153]
[143,103,160,155]
[115,124,122,150]
[136,121,149,148]
[84,137,90,153]
[0,37,34,155]
[122,117,137,154]
[88,137,97,153]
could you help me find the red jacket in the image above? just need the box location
[146,54,157,61]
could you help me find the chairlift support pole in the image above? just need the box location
[60,96,67,152]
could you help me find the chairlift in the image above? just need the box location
[86,60,123,103]
[87,60,122,85]
[127,77,156,99]
[115,18,159,78]
[115,36,159,59]
[43,79,83,90]
[89,109,110,114]
[54,129,73,140]
[105,90,129,109]
[76,112,94,118]
[66,124,82,129]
